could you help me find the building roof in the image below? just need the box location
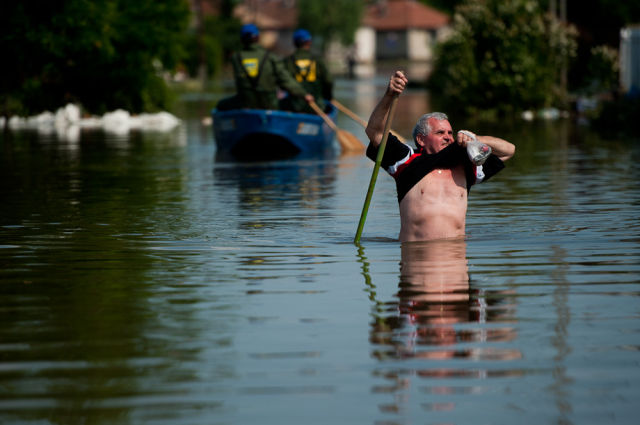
[233,0,298,30]
[363,0,450,31]
[228,0,450,32]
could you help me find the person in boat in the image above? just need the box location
[216,24,313,111]
[365,71,516,242]
[281,29,333,114]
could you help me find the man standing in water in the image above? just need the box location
[365,71,516,242]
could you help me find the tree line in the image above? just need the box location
[1,0,638,122]
[1,0,192,116]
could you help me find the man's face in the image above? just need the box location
[418,118,453,154]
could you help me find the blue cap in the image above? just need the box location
[293,29,311,44]
[241,24,259,38]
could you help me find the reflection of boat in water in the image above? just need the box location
[211,104,338,159]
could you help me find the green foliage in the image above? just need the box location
[0,0,190,116]
[297,0,364,50]
[427,0,577,118]
[181,1,241,80]
[583,45,619,94]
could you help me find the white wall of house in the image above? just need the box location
[355,27,376,63]
[407,29,432,61]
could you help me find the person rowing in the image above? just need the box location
[365,71,516,242]
[216,24,313,111]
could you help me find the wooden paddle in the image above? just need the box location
[309,101,364,153]
[331,99,405,142]
[354,95,399,244]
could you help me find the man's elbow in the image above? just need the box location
[501,144,516,162]
[365,126,380,146]
[364,125,373,140]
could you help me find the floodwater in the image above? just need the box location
[1,76,639,425]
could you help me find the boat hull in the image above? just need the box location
[212,105,337,158]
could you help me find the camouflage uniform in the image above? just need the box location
[217,43,308,111]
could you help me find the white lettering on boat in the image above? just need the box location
[296,122,319,136]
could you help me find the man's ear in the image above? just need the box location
[415,133,426,149]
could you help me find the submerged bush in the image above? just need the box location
[428,0,577,118]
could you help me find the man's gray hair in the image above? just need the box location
[412,112,448,147]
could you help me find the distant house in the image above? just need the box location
[357,0,451,63]
[230,0,450,60]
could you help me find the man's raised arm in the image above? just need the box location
[365,71,408,147]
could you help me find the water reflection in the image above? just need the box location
[364,239,522,415]
[0,129,203,424]
[212,158,338,234]
[549,245,572,422]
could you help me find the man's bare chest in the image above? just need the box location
[410,166,468,201]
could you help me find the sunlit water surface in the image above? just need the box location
[1,80,639,425]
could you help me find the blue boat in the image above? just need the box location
[211,104,338,158]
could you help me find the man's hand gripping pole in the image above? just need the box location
[354,94,399,244]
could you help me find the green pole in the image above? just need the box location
[354,95,399,244]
